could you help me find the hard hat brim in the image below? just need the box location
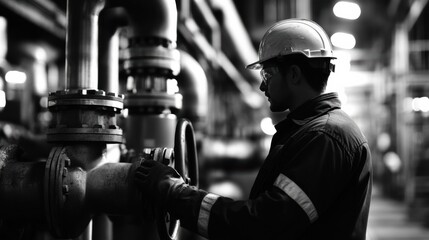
[246,52,337,71]
[245,60,263,70]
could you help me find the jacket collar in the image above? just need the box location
[275,92,341,130]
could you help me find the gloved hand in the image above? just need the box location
[134,159,186,210]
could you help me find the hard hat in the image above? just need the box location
[246,19,336,70]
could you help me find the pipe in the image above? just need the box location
[98,7,128,93]
[192,0,221,51]
[0,146,45,221]
[178,19,265,109]
[209,0,261,85]
[44,145,142,238]
[176,50,208,132]
[0,144,140,239]
[123,0,177,43]
[66,0,105,89]
[119,1,181,239]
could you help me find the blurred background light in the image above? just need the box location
[333,1,361,20]
[383,151,402,173]
[332,50,351,72]
[331,32,356,49]
[411,97,429,112]
[0,90,6,108]
[5,70,27,84]
[260,117,276,135]
[167,79,179,94]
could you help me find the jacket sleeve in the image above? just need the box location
[167,183,310,240]
[168,131,357,239]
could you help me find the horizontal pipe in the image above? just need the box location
[0,161,45,221]
[86,162,141,215]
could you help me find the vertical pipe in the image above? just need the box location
[119,0,180,239]
[176,50,208,132]
[92,215,113,240]
[98,7,128,93]
[66,0,105,89]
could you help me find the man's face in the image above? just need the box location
[259,65,291,112]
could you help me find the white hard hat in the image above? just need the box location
[246,19,336,70]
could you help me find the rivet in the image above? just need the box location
[64,158,71,167]
[62,168,68,177]
[62,185,69,194]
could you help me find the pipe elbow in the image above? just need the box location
[124,0,178,43]
[177,51,208,126]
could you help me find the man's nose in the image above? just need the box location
[259,81,267,92]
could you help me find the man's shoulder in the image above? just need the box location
[305,109,368,150]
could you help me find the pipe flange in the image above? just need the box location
[47,89,124,143]
[44,146,91,238]
[47,128,123,143]
[48,89,124,111]
[121,47,180,76]
[45,146,68,237]
[125,92,181,110]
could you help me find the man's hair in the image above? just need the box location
[276,55,331,93]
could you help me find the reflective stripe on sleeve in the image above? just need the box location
[197,193,220,237]
[273,174,319,223]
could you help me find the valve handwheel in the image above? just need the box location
[158,118,199,240]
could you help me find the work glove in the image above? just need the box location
[135,159,210,232]
[134,159,186,211]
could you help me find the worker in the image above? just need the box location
[134,19,372,240]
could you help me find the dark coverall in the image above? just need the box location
[168,92,372,240]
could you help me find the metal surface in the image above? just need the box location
[47,90,124,143]
[174,119,199,187]
[44,145,142,238]
[124,92,178,109]
[122,0,177,43]
[140,119,200,240]
[125,114,176,151]
[176,50,208,130]
[44,146,91,238]
[0,145,45,221]
[66,0,105,89]
[98,7,128,93]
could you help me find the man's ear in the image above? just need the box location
[289,65,302,84]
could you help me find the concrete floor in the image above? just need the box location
[367,186,429,240]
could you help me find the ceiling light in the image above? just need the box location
[333,1,361,20]
[331,32,356,49]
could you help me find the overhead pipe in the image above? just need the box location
[191,0,221,51]
[178,18,265,109]
[208,0,261,85]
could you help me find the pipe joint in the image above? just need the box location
[47,89,124,143]
[44,146,142,238]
